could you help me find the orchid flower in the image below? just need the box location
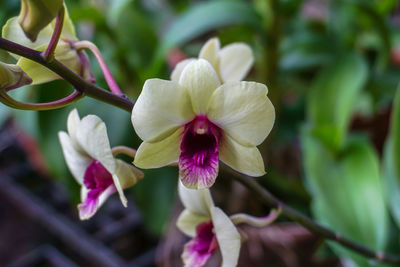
[132,59,275,189]
[59,109,143,220]
[171,37,254,83]
[177,181,241,267]
[2,4,92,84]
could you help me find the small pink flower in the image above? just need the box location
[177,181,241,267]
[132,58,275,189]
[59,109,143,220]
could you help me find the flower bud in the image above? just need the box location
[0,62,32,91]
[18,0,64,42]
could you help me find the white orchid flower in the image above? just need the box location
[177,181,241,267]
[132,58,275,189]
[58,109,143,220]
[171,37,254,83]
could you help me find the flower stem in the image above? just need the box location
[0,37,134,112]
[0,89,83,110]
[73,41,123,95]
[230,207,281,227]
[230,172,400,265]
[42,7,65,61]
[112,146,136,158]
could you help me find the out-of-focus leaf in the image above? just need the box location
[391,87,400,177]
[383,87,400,228]
[307,53,367,150]
[302,131,388,265]
[133,167,178,236]
[157,0,262,59]
[355,2,391,70]
[107,0,134,26]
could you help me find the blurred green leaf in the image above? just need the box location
[383,87,400,229]
[391,87,400,178]
[133,167,178,236]
[302,131,388,265]
[157,0,262,60]
[307,53,367,150]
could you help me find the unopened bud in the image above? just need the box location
[18,0,63,42]
[0,62,32,91]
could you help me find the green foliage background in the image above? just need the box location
[1,0,400,265]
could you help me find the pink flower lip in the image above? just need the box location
[179,116,221,188]
[182,221,218,267]
[78,160,115,218]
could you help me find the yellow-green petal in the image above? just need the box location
[219,134,266,177]
[134,127,183,168]
[18,0,63,42]
[207,81,275,147]
[115,159,144,189]
[177,209,210,237]
[211,207,241,267]
[178,180,214,215]
[17,43,83,84]
[199,38,220,73]
[132,79,194,142]
[2,17,53,55]
[170,58,196,83]
[219,43,253,82]
[179,59,221,114]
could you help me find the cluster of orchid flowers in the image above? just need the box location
[1,1,277,266]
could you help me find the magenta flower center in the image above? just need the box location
[84,160,114,198]
[182,221,218,267]
[179,116,221,188]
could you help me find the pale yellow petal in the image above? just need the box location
[219,43,254,82]
[112,160,144,207]
[115,159,144,189]
[170,58,196,82]
[132,79,194,142]
[178,180,214,215]
[2,17,53,56]
[134,127,183,168]
[58,131,91,185]
[179,59,221,114]
[17,43,83,84]
[112,173,127,207]
[75,115,116,174]
[219,134,266,176]
[176,209,210,237]
[207,81,274,146]
[199,38,221,72]
[211,207,241,267]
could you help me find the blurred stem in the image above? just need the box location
[230,207,281,227]
[231,172,400,265]
[0,37,134,112]
[0,89,83,110]
[43,7,65,61]
[112,146,136,158]
[73,41,123,95]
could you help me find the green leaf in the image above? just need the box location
[132,167,178,236]
[391,87,400,178]
[302,130,388,264]
[383,87,400,229]
[307,53,368,150]
[157,0,262,59]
